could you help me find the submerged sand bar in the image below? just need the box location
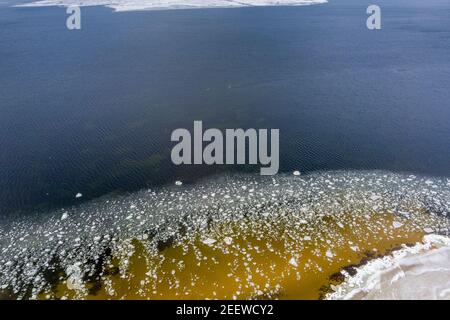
[16,0,327,12]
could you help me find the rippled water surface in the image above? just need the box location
[1,0,450,300]
[1,0,450,215]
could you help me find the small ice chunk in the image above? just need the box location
[393,221,403,229]
[175,180,183,186]
[75,193,82,198]
[399,211,411,218]
[293,171,301,176]
[423,227,434,233]
[224,237,233,245]
[61,212,69,220]
[202,238,217,246]
[289,257,298,267]
[326,249,334,258]
[370,195,381,201]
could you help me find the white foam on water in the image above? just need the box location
[16,0,328,12]
[0,170,449,299]
[326,234,450,300]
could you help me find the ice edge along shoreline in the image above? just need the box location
[326,234,450,300]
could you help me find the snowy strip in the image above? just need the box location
[16,0,328,12]
[326,234,450,300]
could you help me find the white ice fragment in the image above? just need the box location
[370,194,381,201]
[66,263,85,291]
[326,249,334,258]
[202,238,217,246]
[293,171,301,176]
[224,237,233,245]
[75,193,82,198]
[175,181,183,186]
[423,227,434,234]
[61,212,69,220]
[399,211,411,218]
[289,257,298,267]
[393,221,403,229]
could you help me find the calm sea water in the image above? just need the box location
[0,0,449,216]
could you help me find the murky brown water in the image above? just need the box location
[38,211,443,300]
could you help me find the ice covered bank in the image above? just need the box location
[0,171,449,299]
[326,235,450,300]
[16,0,327,12]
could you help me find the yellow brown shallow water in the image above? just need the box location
[1,171,449,300]
[39,212,440,300]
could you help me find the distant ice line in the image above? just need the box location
[16,0,328,12]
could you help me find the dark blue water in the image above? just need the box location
[1,0,450,215]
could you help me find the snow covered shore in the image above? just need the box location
[327,235,450,300]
